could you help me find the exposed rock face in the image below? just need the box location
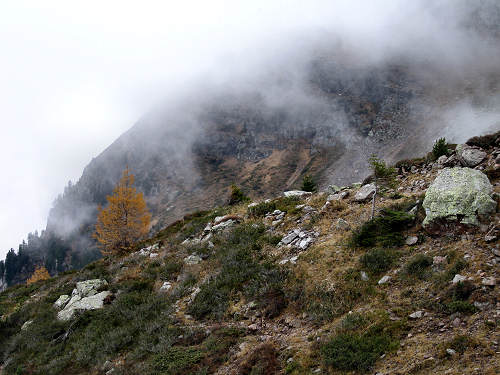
[56,279,111,321]
[456,144,487,167]
[422,168,496,227]
[57,291,112,321]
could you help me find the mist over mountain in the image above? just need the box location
[2,0,500,287]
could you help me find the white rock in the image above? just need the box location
[184,255,202,265]
[149,253,159,258]
[482,276,496,287]
[378,275,391,285]
[21,320,33,331]
[405,236,418,246]
[409,311,424,319]
[160,282,172,292]
[360,271,369,281]
[283,190,312,198]
[452,274,467,284]
[211,219,236,232]
[57,291,112,321]
[54,294,70,309]
[446,348,457,356]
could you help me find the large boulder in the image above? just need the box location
[57,291,112,321]
[456,144,487,167]
[423,167,496,227]
[55,279,111,321]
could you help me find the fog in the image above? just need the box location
[1,0,500,258]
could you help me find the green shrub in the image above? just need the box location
[248,201,277,217]
[445,259,467,281]
[228,184,250,205]
[369,155,397,190]
[404,254,433,280]
[445,300,477,315]
[321,333,392,372]
[160,259,183,280]
[351,209,414,248]
[301,174,317,192]
[360,248,397,274]
[153,347,203,374]
[321,311,401,372]
[432,138,449,160]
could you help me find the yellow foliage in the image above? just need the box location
[94,168,151,256]
[27,266,50,285]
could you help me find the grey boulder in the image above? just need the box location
[456,144,487,167]
[423,168,496,227]
[57,291,112,321]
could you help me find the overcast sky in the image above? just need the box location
[0,1,497,259]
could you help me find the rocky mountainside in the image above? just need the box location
[0,131,499,374]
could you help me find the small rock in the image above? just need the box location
[184,255,202,265]
[452,317,461,327]
[149,253,158,258]
[433,256,447,266]
[21,320,33,331]
[354,184,376,202]
[485,235,497,243]
[452,274,467,284]
[360,271,369,281]
[283,190,312,198]
[378,275,391,285]
[248,323,259,332]
[405,236,418,246]
[482,277,496,287]
[409,311,424,319]
[335,218,350,231]
[446,348,457,356]
[159,282,172,292]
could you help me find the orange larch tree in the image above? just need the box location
[94,168,151,256]
[27,266,50,285]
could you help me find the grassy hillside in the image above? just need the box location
[1,136,499,375]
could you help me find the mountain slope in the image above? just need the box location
[0,132,499,374]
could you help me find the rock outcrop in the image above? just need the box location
[55,279,111,321]
[423,168,496,228]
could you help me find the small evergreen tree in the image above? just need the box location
[368,155,397,219]
[432,138,449,160]
[301,174,317,192]
[94,168,151,256]
[228,184,250,205]
[26,266,50,285]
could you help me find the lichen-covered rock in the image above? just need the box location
[76,279,108,298]
[423,168,496,227]
[57,291,112,321]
